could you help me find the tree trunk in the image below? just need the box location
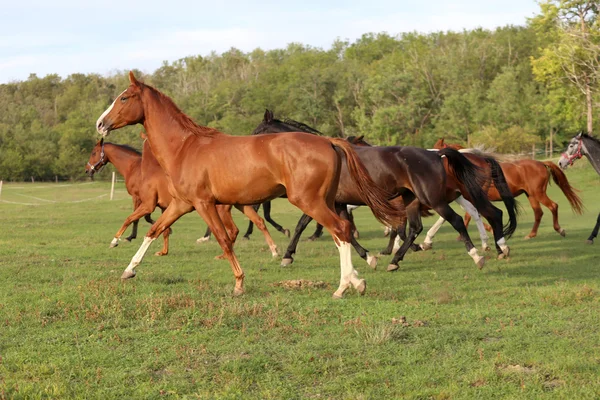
[586,75,593,133]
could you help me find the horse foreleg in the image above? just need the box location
[336,204,376,269]
[436,202,484,269]
[307,223,324,241]
[121,199,193,279]
[387,195,423,272]
[538,192,564,237]
[111,206,153,248]
[380,228,398,255]
[197,226,212,243]
[124,197,142,242]
[212,205,238,259]
[195,202,245,296]
[586,213,600,244]
[455,195,491,252]
[420,215,445,251]
[282,213,314,266]
[236,204,279,257]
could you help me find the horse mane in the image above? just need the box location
[142,82,222,138]
[582,133,600,146]
[106,142,141,156]
[280,118,322,135]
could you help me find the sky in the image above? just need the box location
[0,0,540,84]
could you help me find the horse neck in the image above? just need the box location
[582,137,600,175]
[104,144,141,178]
[141,90,201,172]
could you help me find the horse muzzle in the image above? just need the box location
[96,118,112,137]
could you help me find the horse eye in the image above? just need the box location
[121,96,128,102]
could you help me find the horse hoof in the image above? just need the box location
[356,279,366,295]
[307,236,317,242]
[120,270,136,280]
[386,264,399,272]
[476,257,485,270]
[586,239,594,245]
[379,250,391,256]
[154,251,167,257]
[124,237,134,242]
[367,255,377,270]
[559,229,566,237]
[109,243,119,248]
[353,231,360,239]
[214,254,226,260]
[332,293,344,300]
[233,287,244,297]
[483,245,491,252]
[281,258,293,267]
[284,229,290,238]
[420,242,432,251]
[523,235,533,240]
[196,237,210,244]
[242,236,250,240]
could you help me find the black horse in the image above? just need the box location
[253,111,517,271]
[559,132,600,243]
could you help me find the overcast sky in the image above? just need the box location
[0,0,540,83]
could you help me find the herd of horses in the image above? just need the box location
[87,71,598,298]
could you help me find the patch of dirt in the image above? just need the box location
[470,379,487,387]
[273,280,329,290]
[392,316,428,327]
[543,378,565,390]
[499,364,536,374]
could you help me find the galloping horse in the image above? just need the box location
[96,72,404,298]
[86,137,280,258]
[559,133,600,243]
[435,138,583,239]
[252,113,516,271]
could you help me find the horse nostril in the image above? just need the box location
[97,121,103,129]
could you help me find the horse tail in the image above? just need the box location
[329,138,403,227]
[485,157,519,239]
[543,161,584,215]
[437,147,498,229]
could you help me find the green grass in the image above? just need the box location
[1,160,599,399]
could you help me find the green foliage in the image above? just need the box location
[0,9,592,180]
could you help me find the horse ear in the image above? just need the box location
[264,109,273,123]
[129,71,140,86]
[577,132,583,138]
[139,131,148,140]
[357,135,364,142]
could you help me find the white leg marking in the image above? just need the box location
[456,196,489,250]
[497,237,509,254]
[366,252,377,269]
[333,240,361,298]
[423,216,446,245]
[270,244,279,257]
[111,237,119,246]
[468,246,484,266]
[196,236,210,243]
[392,235,401,253]
[123,236,155,274]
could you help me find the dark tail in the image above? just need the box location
[543,161,584,215]
[438,147,498,230]
[485,157,519,239]
[329,138,404,227]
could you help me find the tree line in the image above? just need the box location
[0,0,598,181]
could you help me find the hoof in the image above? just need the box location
[367,255,377,270]
[154,251,167,256]
[483,245,491,252]
[283,229,290,238]
[214,254,226,260]
[353,230,360,239]
[281,258,293,267]
[356,279,367,295]
[386,264,399,272]
[120,270,136,280]
[559,229,566,237]
[523,235,534,240]
[124,237,134,242]
[196,237,210,244]
[242,236,250,240]
[233,287,244,297]
[332,293,344,300]
[420,242,432,251]
[586,239,594,245]
[379,250,391,256]
[476,257,485,270]
[109,241,119,248]
[307,236,318,242]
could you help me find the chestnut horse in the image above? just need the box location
[435,138,583,239]
[86,136,281,259]
[96,72,404,298]
[252,113,515,271]
[559,133,600,243]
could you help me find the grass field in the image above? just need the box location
[0,160,599,399]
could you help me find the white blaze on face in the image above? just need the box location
[96,89,126,135]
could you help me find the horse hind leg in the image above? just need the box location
[586,213,600,244]
[525,196,543,240]
[337,204,377,269]
[236,204,279,257]
[436,203,485,269]
[242,204,260,239]
[262,201,290,237]
[111,206,153,248]
[213,205,238,259]
[454,196,492,253]
[538,192,564,237]
[387,195,423,272]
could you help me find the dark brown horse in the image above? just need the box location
[96,72,404,298]
[435,138,583,239]
[559,132,600,243]
[86,136,280,259]
[252,113,516,272]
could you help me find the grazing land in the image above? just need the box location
[0,160,599,399]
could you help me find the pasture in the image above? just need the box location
[0,160,599,399]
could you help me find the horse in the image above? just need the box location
[435,138,584,239]
[252,113,516,272]
[96,71,404,298]
[559,132,600,243]
[85,138,171,254]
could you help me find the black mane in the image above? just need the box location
[582,133,600,146]
[280,118,322,135]
[108,142,142,156]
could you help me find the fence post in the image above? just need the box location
[0,180,3,199]
[532,144,536,160]
[110,171,116,201]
